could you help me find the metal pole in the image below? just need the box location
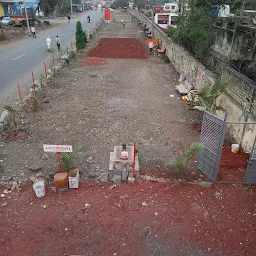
[70,0,73,17]
[23,0,30,35]
[229,0,246,58]
[227,121,256,125]
[82,0,85,12]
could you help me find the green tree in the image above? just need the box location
[172,8,216,59]
[76,21,86,50]
[115,0,129,8]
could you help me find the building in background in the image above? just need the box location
[0,0,39,17]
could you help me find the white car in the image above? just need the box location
[108,8,114,12]
[1,17,14,26]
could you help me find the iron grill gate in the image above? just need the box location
[244,136,256,184]
[197,111,227,182]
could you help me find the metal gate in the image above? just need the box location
[197,111,227,182]
[244,136,256,184]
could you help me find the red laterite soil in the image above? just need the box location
[217,144,250,182]
[0,182,255,256]
[87,38,147,59]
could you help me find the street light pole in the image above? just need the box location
[70,0,73,17]
[23,0,30,35]
[82,0,85,12]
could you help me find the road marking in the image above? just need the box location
[13,54,25,61]
[59,33,64,36]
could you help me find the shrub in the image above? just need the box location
[76,21,86,50]
[172,142,204,173]
[61,153,76,172]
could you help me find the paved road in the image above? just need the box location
[0,10,104,100]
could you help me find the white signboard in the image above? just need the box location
[43,144,73,153]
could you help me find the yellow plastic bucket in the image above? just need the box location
[231,144,239,154]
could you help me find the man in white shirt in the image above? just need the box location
[31,26,36,38]
[149,40,154,55]
[121,18,124,25]
[46,36,51,51]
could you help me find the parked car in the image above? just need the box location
[109,8,114,12]
[1,17,14,26]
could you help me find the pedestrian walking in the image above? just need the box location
[121,18,124,25]
[31,25,36,38]
[46,36,51,51]
[56,35,60,52]
[149,40,154,55]
[122,21,126,28]
[68,15,70,23]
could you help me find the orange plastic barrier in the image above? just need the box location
[146,39,159,48]
[105,9,110,21]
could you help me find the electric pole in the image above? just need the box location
[70,0,73,16]
[23,0,30,35]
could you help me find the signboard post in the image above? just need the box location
[43,144,73,173]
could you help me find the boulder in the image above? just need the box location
[0,110,11,128]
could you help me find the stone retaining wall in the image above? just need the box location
[129,9,256,151]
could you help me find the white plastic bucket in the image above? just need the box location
[33,181,46,198]
[231,144,239,154]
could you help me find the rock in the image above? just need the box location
[0,194,5,198]
[140,175,152,181]
[120,194,129,200]
[199,182,212,188]
[43,98,50,103]
[11,181,21,191]
[29,175,37,183]
[36,172,44,178]
[128,177,135,183]
[49,186,56,192]
[157,178,167,183]
[87,156,93,163]
[28,165,43,172]
[84,203,90,208]
[42,153,50,160]
[87,172,97,178]
[110,184,117,189]
[142,201,148,206]
[41,205,47,209]
[1,202,7,207]
[0,110,11,128]
[3,189,11,194]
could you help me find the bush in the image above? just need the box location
[76,21,86,50]
[61,153,76,172]
[172,142,204,173]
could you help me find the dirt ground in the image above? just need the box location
[0,18,201,184]
[0,182,255,256]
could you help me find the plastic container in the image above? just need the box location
[33,181,46,198]
[69,169,79,189]
[54,172,68,192]
[231,144,239,153]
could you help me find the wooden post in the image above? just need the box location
[17,83,23,104]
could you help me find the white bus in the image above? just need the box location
[154,13,179,29]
